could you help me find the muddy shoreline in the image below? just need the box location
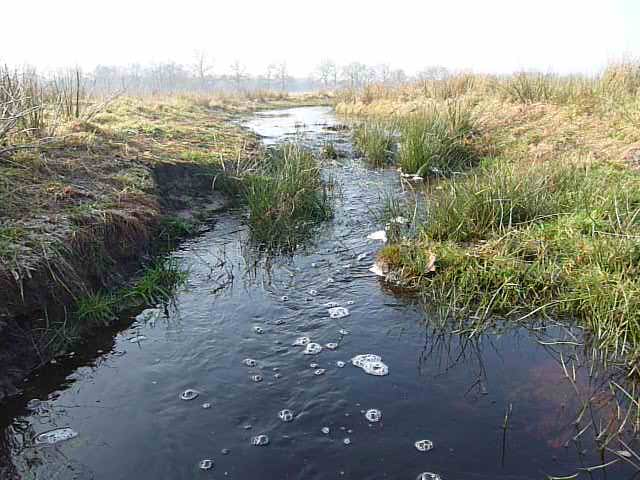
[0,161,237,402]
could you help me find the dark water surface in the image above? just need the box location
[1,107,636,479]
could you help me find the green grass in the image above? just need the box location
[243,143,332,250]
[76,292,117,326]
[381,158,640,371]
[125,258,187,305]
[353,121,396,166]
[397,101,477,176]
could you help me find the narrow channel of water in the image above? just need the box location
[0,107,636,479]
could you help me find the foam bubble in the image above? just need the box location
[414,439,434,452]
[324,301,341,308]
[343,438,351,445]
[202,403,212,409]
[243,358,257,367]
[321,427,330,434]
[325,342,338,350]
[35,428,78,445]
[253,326,264,334]
[293,336,311,346]
[199,459,213,470]
[363,361,389,376]
[251,434,270,446]
[180,389,200,401]
[278,409,294,422]
[339,329,350,336]
[336,361,346,368]
[416,473,441,480]
[281,295,289,301]
[314,368,326,376]
[308,289,318,296]
[303,343,322,355]
[250,375,263,383]
[365,409,382,423]
[328,307,350,319]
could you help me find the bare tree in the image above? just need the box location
[275,62,288,91]
[192,50,214,89]
[418,66,450,81]
[316,59,337,89]
[229,60,246,91]
[342,62,368,89]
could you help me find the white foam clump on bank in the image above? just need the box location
[35,428,78,445]
[351,354,389,376]
[365,409,382,423]
[369,262,386,277]
[293,336,311,346]
[180,389,200,401]
[199,459,214,470]
[251,434,270,446]
[328,307,350,319]
[304,343,323,355]
[278,409,294,422]
[414,439,434,452]
[367,230,387,243]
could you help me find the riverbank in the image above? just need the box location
[336,66,640,375]
[0,92,335,399]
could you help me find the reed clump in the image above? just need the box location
[243,143,332,250]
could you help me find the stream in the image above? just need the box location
[0,106,637,479]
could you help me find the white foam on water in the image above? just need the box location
[129,335,147,343]
[365,409,382,423]
[303,343,322,355]
[351,354,389,376]
[321,427,330,434]
[336,361,346,368]
[251,434,270,446]
[199,459,214,470]
[363,361,389,376]
[325,343,338,350]
[243,358,257,367]
[314,368,326,376]
[324,301,341,308]
[414,439,434,452]
[328,307,350,319]
[250,375,263,383]
[35,427,78,445]
[278,409,294,422]
[367,230,387,242]
[281,295,289,301]
[293,336,310,346]
[351,354,382,368]
[356,252,368,261]
[308,289,318,296]
[180,389,200,401]
[327,278,335,283]
[202,403,212,409]
[339,329,350,335]
[416,473,441,480]
[253,326,264,334]
[310,363,319,368]
[343,438,351,445]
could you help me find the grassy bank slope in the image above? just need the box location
[337,65,640,372]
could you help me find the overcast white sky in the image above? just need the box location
[1,0,638,76]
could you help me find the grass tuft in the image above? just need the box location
[353,121,396,166]
[398,101,477,176]
[243,143,332,250]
